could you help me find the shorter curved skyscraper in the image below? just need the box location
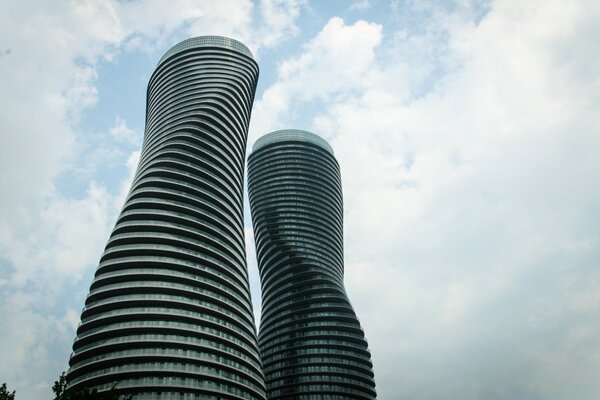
[248,130,376,399]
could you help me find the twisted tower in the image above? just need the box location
[67,36,265,400]
[248,130,376,399]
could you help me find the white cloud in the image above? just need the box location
[255,0,307,48]
[0,180,115,399]
[109,116,141,145]
[248,17,383,143]
[184,0,307,57]
[350,0,371,11]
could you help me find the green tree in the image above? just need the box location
[52,372,67,400]
[0,383,16,400]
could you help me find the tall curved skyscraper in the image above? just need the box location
[67,36,266,400]
[248,130,377,399]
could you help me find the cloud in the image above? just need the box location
[350,0,372,11]
[0,179,115,398]
[109,116,140,145]
[248,17,383,142]
[255,0,307,48]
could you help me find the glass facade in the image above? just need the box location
[67,37,266,400]
[248,130,377,399]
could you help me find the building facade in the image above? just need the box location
[67,36,266,400]
[248,130,377,399]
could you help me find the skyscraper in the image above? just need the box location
[67,36,266,400]
[248,130,377,399]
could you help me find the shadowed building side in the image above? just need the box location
[67,36,266,400]
[248,130,377,400]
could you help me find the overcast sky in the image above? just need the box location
[1,1,599,399]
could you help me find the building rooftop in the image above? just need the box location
[252,129,334,155]
[158,36,254,65]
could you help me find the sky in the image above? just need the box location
[0,0,599,399]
